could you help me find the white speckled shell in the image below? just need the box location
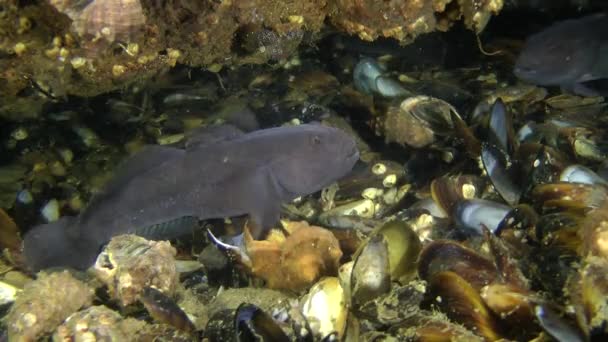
[50,0,145,42]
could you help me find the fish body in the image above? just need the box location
[514,14,608,96]
[23,124,359,271]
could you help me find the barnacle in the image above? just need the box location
[49,0,145,44]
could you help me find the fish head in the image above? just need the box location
[271,124,359,197]
[23,217,97,271]
[514,17,599,86]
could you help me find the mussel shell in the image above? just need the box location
[350,234,391,306]
[336,160,405,200]
[560,164,608,186]
[535,305,585,342]
[355,282,425,326]
[484,229,530,289]
[535,212,581,247]
[374,220,422,284]
[0,209,21,252]
[454,199,512,235]
[408,197,447,218]
[389,314,485,341]
[426,271,503,341]
[300,277,347,339]
[418,240,498,290]
[532,183,608,211]
[139,287,195,333]
[480,283,535,323]
[204,303,290,342]
[487,98,516,154]
[515,143,568,186]
[451,109,481,157]
[353,58,384,95]
[481,144,521,206]
[403,96,456,136]
[568,258,608,337]
[374,76,411,98]
[431,175,485,217]
[573,137,606,162]
[234,303,290,342]
[494,203,538,236]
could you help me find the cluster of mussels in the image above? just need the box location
[1,19,608,341]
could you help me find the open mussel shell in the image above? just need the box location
[381,95,461,149]
[376,220,422,284]
[350,234,391,307]
[349,219,422,307]
[481,143,521,206]
[454,199,512,235]
[300,277,348,340]
[403,95,457,136]
[205,303,290,342]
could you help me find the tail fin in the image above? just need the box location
[23,217,97,271]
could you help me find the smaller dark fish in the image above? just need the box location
[514,14,608,96]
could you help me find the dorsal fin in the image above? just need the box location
[73,145,184,231]
[100,145,184,197]
[185,124,244,151]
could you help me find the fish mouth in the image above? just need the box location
[513,66,537,79]
[346,146,359,160]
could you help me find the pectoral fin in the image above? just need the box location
[244,168,284,239]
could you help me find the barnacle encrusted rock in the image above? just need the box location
[53,305,147,341]
[6,271,94,341]
[0,0,503,112]
[93,234,179,306]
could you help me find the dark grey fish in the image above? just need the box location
[514,14,608,96]
[23,124,359,271]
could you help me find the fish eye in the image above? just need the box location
[311,135,321,145]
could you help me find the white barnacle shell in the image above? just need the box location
[49,0,146,43]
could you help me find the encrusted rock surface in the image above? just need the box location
[5,270,94,341]
[0,0,503,114]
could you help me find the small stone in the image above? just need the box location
[112,65,126,77]
[14,43,26,56]
[70,57,86,69]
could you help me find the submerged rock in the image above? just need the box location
[93,234,179,307]
[6,271,94,341]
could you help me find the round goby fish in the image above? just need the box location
[23,124,359,271]
[513,13,608,96]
